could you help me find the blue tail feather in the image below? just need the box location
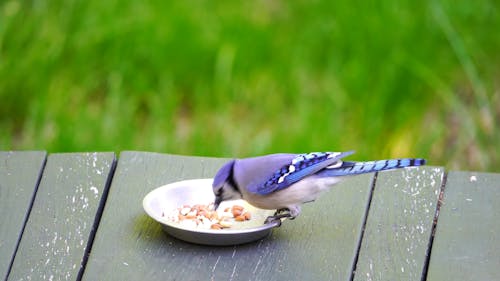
[318,158,426,177]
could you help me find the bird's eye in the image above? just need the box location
[216,188,223,196]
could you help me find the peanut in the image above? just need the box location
[232,205,244,211]
[232,209,243,217]
[210,223,223,230]
[243,212,251,220]
[180,207,191,216]
[167,203,252,230]
[235,215,246,221]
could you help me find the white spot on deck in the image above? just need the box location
[230,263,238,281]
[92,152,98,167]
[212,256,221,272]
[470,175,477,182]
[90,186,99,195]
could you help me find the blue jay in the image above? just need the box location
[212,151,425,224]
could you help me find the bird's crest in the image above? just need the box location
[212,160,235,188]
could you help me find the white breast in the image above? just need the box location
[241,176,343,210]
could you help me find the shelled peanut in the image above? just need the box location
[224,205,251,222]
[164,203,252,230]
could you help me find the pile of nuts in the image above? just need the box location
[164,203,251,230]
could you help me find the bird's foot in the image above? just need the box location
[264,208,295,226]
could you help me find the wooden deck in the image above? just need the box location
[1,151,498,280]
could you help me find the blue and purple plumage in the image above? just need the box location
[253,151,425,195]
[212,151,426,222]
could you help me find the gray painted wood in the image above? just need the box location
[426,171,500,281]
[7,152,115,281]
[82,151,374,280]
[353,167,444,281]
[0,151,46,280]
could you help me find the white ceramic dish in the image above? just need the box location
[142,178,279,246]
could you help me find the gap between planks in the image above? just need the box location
[4,156,47,281]
[349,169,447,281]
[349,172,378,281]
[76,159,118,281]
[420,171,448,281]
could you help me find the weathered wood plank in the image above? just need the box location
[83,151,374,280]
[0,151,47,280]
[7,152,115,281]
[353,167,444,281]
[426,171,500,281]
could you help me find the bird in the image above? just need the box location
[212,151,426,225]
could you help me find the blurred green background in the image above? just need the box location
[1,0,499,172]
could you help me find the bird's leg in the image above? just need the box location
[264,213,289,226]
[264,207,299,225]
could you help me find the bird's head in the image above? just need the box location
[212,159,243,210]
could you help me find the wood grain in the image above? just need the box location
[82,151,374,281]
[7,153,115,281]
[0,151,46,280]
[353,167,444,281]
[426,171,500,281]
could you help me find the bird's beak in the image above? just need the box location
[213,195,222,211]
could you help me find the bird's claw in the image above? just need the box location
[264,208,295,226]
[264,216,282,226]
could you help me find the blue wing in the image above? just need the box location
[254,151,355,195]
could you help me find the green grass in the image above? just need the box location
[1,0,499,172]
